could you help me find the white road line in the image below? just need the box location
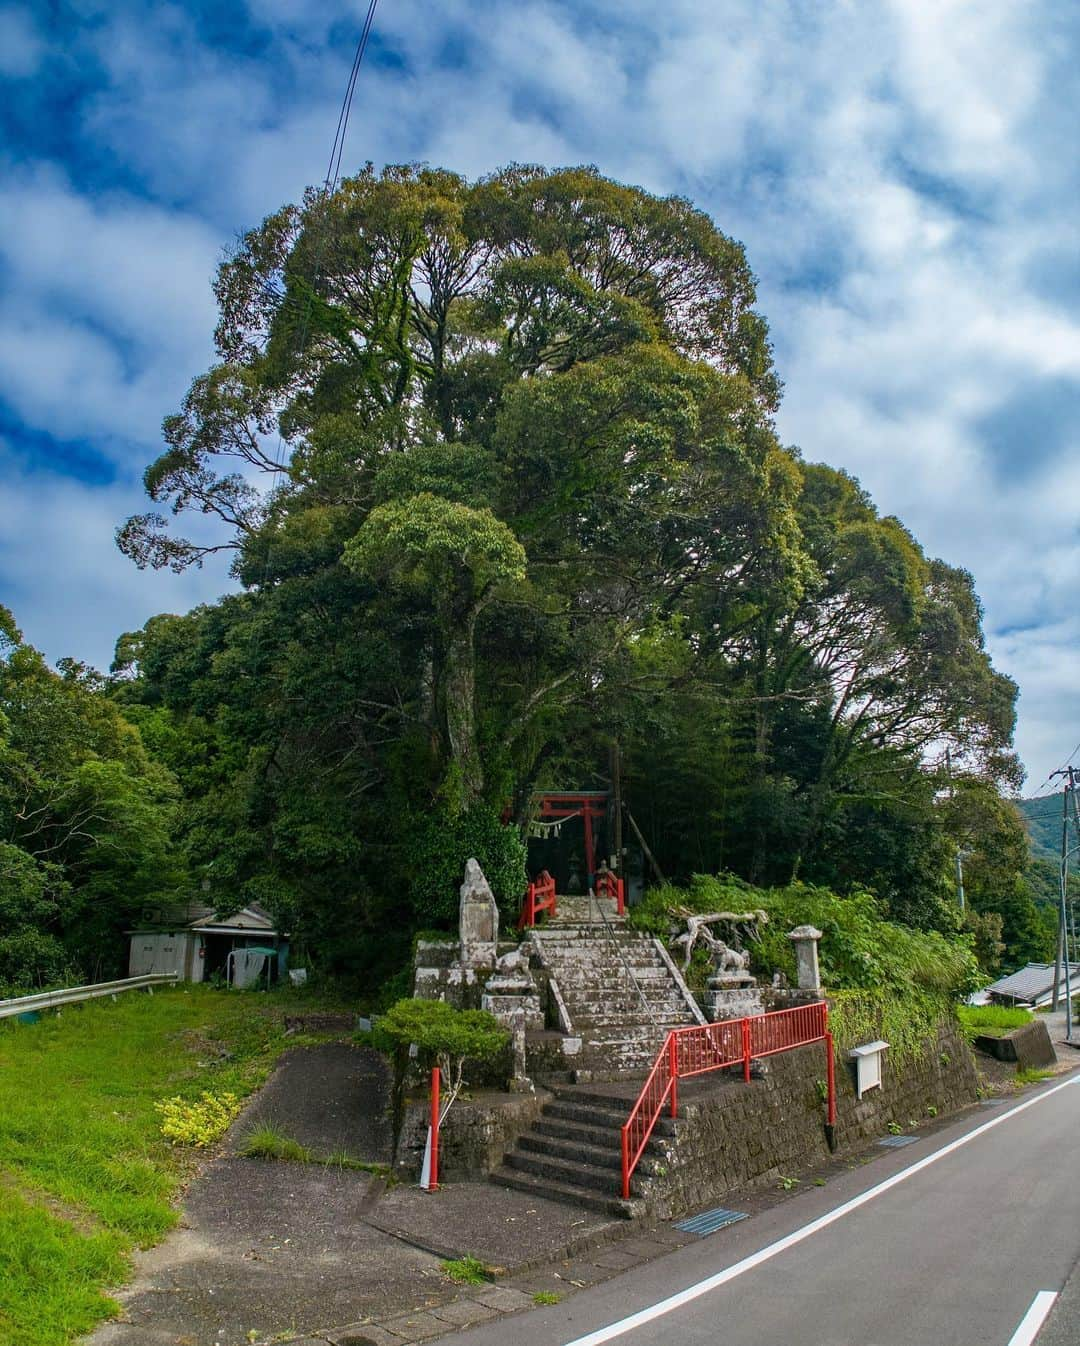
[564,1073,1080,1346]
[1006,1291,1058,1346]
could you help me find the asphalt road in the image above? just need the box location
[443,1073,1080,1346]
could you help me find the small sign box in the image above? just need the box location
[848,1040,889,1099]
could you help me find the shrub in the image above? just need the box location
[631,873,981,998]
[407,805,526,926]
[956,1004,1032,1040]
[155,1091,242,1146]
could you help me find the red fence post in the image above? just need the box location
[621,1125,630,1200]
[742,1016,752,1083]
[669,1033,679,1118]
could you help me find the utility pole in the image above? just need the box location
[1050,770,1074,1035]
[945,748,965,912]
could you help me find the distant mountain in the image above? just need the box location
[1019,796,1069,865]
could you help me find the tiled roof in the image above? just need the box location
[985,962,1080,1004]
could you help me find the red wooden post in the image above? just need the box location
[621,1126,631,1200]
[430,1066,440,1191]
[742,1016,752,1083]
[668,1033,679,1118]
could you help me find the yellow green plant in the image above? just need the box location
[155,1091,242,1146]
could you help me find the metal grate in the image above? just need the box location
[878,1134,919,1148]
[675,1207,749,1236]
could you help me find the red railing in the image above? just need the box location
[620,1001,835,1200]
[517,870,557,929]
[595,869,625,915]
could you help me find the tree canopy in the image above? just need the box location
[97,163,1033,979]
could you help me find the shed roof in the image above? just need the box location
[983,962,1080,1006]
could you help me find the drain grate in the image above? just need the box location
[675,1207,749,1236]
[980,1098,1006,1107]
[878,1134,919,1148]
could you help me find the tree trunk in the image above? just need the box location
[441,609,484,802]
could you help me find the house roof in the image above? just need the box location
[983,962,1080,1006]
[129,902,278,936]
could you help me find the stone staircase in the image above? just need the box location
[489,899,703,1214]
[490,1082,672,1216]
[527,917,702,1077]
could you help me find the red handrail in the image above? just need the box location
[517,870,557,929]
[620,1001,832,1200]
[595,869,625,915]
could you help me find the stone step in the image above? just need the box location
[503,1147,632,1196]
[531,1115,627,1150]
[545,1098,633,1129]
[517,1132,661,1174]
[488,1165,635,1218]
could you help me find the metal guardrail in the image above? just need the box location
[0,972,180,1020]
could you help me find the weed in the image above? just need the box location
[813,1177,826,1187]
[1015,1067,1055,1086]
[887,1121,903,1135]
[777,1175,800,1191]
[926,1105,938,1118]
[814,1079,828,1103]
[533,1291,562,1305]
[441,1255,492,1285]
[242,1126,313,1163]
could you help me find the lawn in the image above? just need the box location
[0,985,344,1346]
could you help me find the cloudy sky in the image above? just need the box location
[2,0,1078,789]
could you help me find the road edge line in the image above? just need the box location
[1007,1290,1058,1346]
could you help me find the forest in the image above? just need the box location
[0,164,1058,994]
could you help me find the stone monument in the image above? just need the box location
[787,925,823,995]
[703,939,764,1022]
[481,946,543,1032]
[458,857,499,968]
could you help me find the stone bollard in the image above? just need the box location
[787,925,823,995]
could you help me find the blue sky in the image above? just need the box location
[2,0,1079,789]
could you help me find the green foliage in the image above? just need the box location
[0,620,184,990]
[154,1091,242,1147]
[408,807,526,925]
[632,873,982,999]
[828,989,948,1071]
[533,1291,562,1305]
[440,1255,492,1285]
[369,998,507,1070]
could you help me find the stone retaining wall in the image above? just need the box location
[397,1088,550,1180]
[641,1018,979,1218]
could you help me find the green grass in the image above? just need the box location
[241,1126,391,1177]
[0,984,341,1346]
[532,1291,562,1305]
[1015,1067,1055,1085]
[956,1004,1032,1039]
[440,1255,492,1285]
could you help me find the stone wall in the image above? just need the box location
[396,1088,550,1180]
[640,1017,978,1219]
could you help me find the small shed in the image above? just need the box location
[127,902,287,984]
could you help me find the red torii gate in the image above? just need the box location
[533,790,609,889]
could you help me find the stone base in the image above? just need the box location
[705,980,764,1022]
[481,989,544,1032]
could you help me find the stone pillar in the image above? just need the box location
[459,858,499,968]
[787,925,823,995]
